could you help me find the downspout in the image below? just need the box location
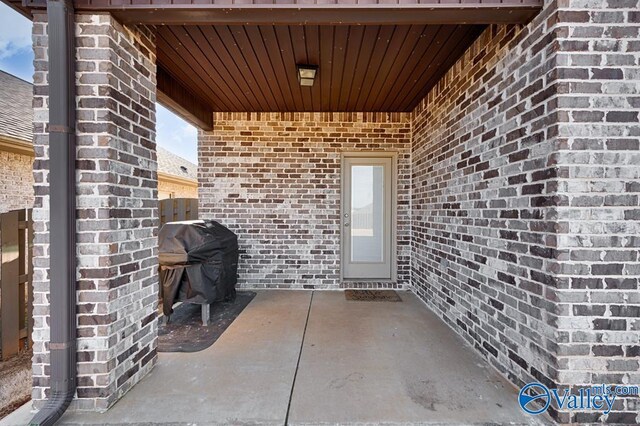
[30,0,77,424]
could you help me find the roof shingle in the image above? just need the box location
[156,147,197,181]
[0,70,33,143]
[0,70,197,181]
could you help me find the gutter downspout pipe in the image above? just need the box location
[30,0,77,424]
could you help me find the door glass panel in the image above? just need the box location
[350,165,384,263]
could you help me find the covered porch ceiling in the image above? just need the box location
[5,0,543,129]
[157,24,485,114]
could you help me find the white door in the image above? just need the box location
[342,155,393,280]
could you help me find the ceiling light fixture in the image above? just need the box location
[297,64,318,87]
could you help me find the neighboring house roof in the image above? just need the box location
[0,70,33,144]
[156,147,197,183]
[0,70,197,183]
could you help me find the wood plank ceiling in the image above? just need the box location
[157,24,485,112]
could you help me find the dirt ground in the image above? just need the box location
[0,350,31,420]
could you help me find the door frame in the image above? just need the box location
[340,151,398,283]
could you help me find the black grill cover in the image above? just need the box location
[159,220,238,316]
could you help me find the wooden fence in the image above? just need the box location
[158,199,198,300]
[0,209,33,361]
[0,201,196,358]
[159,198,198,228]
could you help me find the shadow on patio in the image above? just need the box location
[3,291,550,425]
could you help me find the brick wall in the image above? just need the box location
[410,0,639,423]
[158,179,197,199]
[199,112,411,289]
[32,14,158,410]
[0,150,35,213]
[411,10,560,413]
[553,1,640,423]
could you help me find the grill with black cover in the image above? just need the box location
[158,220,239,325]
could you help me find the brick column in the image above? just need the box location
[32,13,158,411]
[553,1,640,423]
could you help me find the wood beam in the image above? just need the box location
[2,0,33,18]
[82,3,542,26]
[157,67,214,131]
[8,0,544,25]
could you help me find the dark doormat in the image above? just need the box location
[158,291,256,353]
[344,290,402,302]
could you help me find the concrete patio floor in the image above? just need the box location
[2,291,550,425]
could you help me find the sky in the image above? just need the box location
[0,2,198,164]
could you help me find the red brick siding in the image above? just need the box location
[157,179,197,199]
[0,150,34,213]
